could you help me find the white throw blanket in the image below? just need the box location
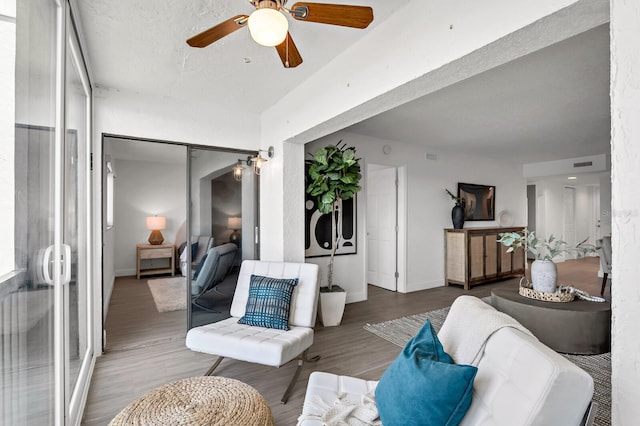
[296,392,381,426]
[438,295,536,365]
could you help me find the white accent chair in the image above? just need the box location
[186,260,320,403]
[299,296,597,425]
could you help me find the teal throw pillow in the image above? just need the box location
[238,275,298,331]
[375,319,478,426]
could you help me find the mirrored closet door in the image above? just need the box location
[187,147,259,328]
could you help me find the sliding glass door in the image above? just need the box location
[0,1,93,424]
[1,0,60,423]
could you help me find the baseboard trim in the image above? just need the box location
[346,291,366,304]
[115,268,136,277]
[405,279,444,293]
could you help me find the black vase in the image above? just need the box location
[451,203,465,229]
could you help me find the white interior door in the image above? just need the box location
[366,165,397,291]
[563,187,577,259]
[593,186,601,241]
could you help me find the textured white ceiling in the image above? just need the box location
[76,0,407,114]
[345,24,611,162]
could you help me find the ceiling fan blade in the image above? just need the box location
[290,2,373,29]
[186,15,249,48]
[275,33,303,68]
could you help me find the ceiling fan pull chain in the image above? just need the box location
[285,32,290,68]
[244,26,252,63]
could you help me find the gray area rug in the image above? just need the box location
[364,304,611,426]
[147,277,187,312]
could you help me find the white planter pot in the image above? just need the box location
[319,290,346,327]
[531,259,558,293]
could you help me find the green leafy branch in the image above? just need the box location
[497,230,598,261]
[445,188,464,205]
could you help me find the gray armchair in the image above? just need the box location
[596,236,612,296]
[179,236,215,276]
[191,243,238,311]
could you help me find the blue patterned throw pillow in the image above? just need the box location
[238,275,299,331]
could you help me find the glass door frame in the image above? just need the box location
[53,2,94,424]
[65,8,94,424]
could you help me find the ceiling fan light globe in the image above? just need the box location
[248,8,288,47]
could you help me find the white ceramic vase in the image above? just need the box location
[319,290,347,326]
[531,259,558,293]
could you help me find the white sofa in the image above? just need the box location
[299,296,596,426]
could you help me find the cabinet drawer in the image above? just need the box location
[139,248,173,259]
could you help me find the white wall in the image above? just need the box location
[113,158,186,276]
[259,0,608,265]
[610,0,640,422]
[0,4,16,276]
[94,89,260,149]
[305,131,527,302]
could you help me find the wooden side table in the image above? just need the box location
[136,243,175,279]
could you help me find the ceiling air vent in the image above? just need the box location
[573,161,593,168]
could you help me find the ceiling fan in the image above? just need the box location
[186,0,374,68]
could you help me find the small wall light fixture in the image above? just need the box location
[146,215,166,245]
[250,146,274,175]
[233,159,246,181]
[233,146,275,180]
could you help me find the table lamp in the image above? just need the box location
[146,216,166,245]
[228,217,242,246]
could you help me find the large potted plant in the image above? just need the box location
[306,142,362,326]
[498,230,597,293]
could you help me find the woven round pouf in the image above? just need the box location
[109,376,274,426]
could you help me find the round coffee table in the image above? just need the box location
[109,376,274,426]
[491,287,611,355]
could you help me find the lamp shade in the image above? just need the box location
[146,216,166,230]
[228,217,242,230]
[248,8,288,47]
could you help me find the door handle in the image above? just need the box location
[61,244,71,285]
[42,245,54,285]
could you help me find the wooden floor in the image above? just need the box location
[82,257,607,425]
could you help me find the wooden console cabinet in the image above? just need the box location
[445,227,525,290]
